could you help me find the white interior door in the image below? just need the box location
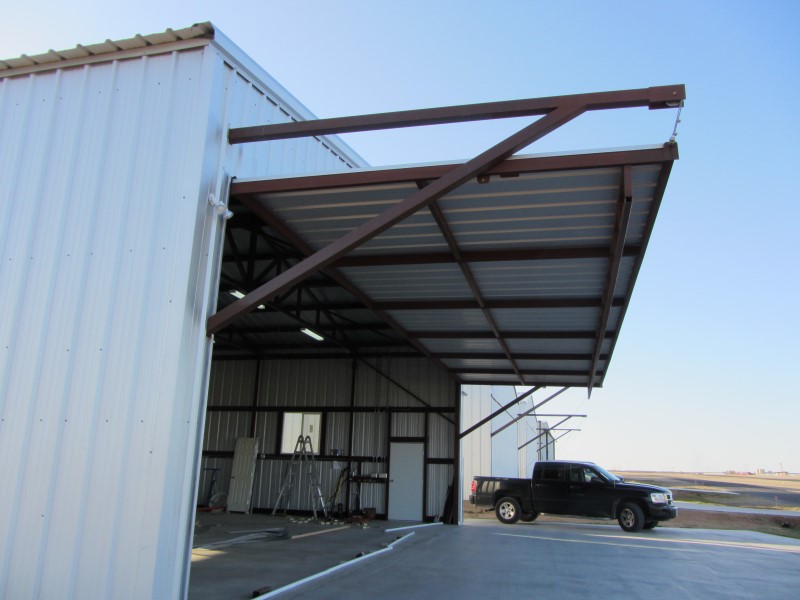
[227,437,260,513]
[388,442,424,521]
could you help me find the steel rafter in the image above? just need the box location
[207,85,685,389]
[410,330,615,339]
[373,298,624,310]
[598,161,674,390]
[588,165,633,392]
[459,386,542,439]
[208,104,588,334]
[234,194,455,376]
[231,145,678,196]
[441,352,607,361]
[228,85,685,144]
[492,387,569,437]
[518,416,581,450]
[428,198,525,384]
[334,246,641,268]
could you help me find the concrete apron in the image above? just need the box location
[189,513,443,599]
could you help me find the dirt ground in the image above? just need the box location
[464,471,800,540]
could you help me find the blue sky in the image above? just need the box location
[3,1,798,472]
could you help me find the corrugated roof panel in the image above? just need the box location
[388,309,490,331]
[341,263,472,300]
[420,338,504,353]
[506,338,611,355]
[459,373,520,384]
[443,358,513,370]
[471,258,609,299]
[491,307,600,331]
[516,359,593,371]
[439,169,618,250]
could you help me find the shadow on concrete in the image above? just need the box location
[189,513,443,600]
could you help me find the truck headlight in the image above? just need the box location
[650,493,667,504]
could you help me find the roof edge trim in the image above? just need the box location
[0,22,215,79]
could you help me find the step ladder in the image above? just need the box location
[272,435,328,519]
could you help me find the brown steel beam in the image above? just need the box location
[598,159,675,392]
[491,387,570,436]
[412,330,615,339]
[459,386,542,439]
[221,298,366,312]
[208,105,588,334]
[228,323,394,335]
[229,85,685,144]
[335,245,640,268]
[588,165,633,392]
[232,194,456,377]
[519,416,578,450]
[222,244,641,268]
[231,145,677,196]
[451,368,603,376]
[372,298,624,310]
[428,198,525,385]
[440,352,606,361]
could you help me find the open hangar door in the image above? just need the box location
[200,84,684,526]
[198,147,461,525]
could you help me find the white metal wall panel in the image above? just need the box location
[428,414,455,460]
[207,360,258,407]
[0,26,371,599]
[460,385,492,499]
[260,359,353,407]
[227,437,260,513]
[391,412,425,437]
[427,464,454,518]
[0,47,224,599]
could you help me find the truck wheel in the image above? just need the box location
[618,503,645,532]
[643,520,658,530]
[495,497,521,524]
[520,512,539,522]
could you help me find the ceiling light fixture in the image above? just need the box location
[229,290,245,299]
[300,328,324,341]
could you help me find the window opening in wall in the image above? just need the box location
[281,412,321,454]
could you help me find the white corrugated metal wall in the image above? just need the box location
[0,45,224,599]
[0,30,369,599]
[460,385,493,499]
[203,357,456,519]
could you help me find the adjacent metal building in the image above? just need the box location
[0,21,682,600]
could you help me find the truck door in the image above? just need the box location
[568,465,615,516]
[533,464,569,513]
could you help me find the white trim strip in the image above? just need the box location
[385,522,444,533]
[253,532,416,599]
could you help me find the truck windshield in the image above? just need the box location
[595,465,622,482]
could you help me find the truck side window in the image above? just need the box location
[584,467,603,482]
[541,466,566,481]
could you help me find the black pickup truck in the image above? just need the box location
[470,460,677,532]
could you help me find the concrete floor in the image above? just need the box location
[190,514,800,599]
[189,513,442,600]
